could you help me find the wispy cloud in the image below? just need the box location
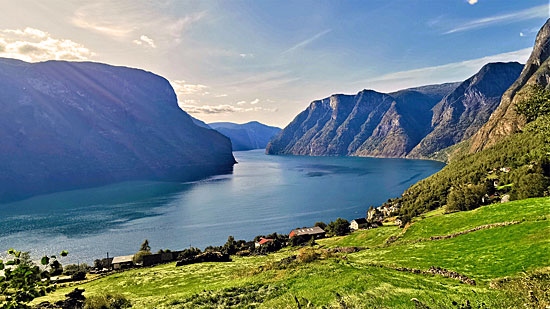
[0,27,94,62]
[181,104,277,114]
[357,48,532,93]
[133,35,156,48]
[282,29,331,54]
[468,0,478,5]
[250,98,260,105]
[445,4,548,34]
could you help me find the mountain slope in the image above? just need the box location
[0,58,236,202]
[408,62,523,158]
[209,121,281,151]
[469,18,550,153]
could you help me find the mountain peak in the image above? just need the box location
[469,18,550,153]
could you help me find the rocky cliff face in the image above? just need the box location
[209,121,281,151]
[0,59,236,201]
[469,18,550,153]
[408,62,523,158]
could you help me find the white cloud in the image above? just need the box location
[215,94,228,98]
[520,32,525,37]
[358,48,532,93]
[236,100,246,105]
[181,104,277,114]
[283,29,331,54]
[134,35,156,48]
[445,4,548,34]
[171,80,210,98]
[250,98,260,105]
[0,27,94,62]
[468,0,478,5]
[239,53,254,58]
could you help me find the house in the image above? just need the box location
[350,218,368,230]
[112,255,134,270]
[254,238,274,248]
[289,226,325,239]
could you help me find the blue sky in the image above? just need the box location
[0,0,548,126]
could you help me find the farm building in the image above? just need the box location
[350,218,368,230]
[112,255,134,270]
[255,238,274,248]
[289,226,325,239]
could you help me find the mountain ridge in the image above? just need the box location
[209,121,281,151]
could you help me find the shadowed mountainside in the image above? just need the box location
[0,58,236,202]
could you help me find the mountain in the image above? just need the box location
[266,85,458,157]
[267,62,523,159]
[0,58,236,202]
[191,117,212,129]
[470,18,550,153]
[209,121,281,151]
[407,62,523,158]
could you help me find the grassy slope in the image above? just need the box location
[36,197,550,308]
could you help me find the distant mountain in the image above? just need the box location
[470,18,550,153]
[267,62,522,159]
[191,117,212,129]
[408,62,523,158]
[0,58,236,202]
[266,83,458,157]
[209,121,281,151]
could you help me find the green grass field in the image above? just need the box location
[35,197,550,308]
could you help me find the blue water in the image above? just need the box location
[0,150,444,264]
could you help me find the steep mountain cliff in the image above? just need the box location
[266,84,459,157]
[209,121,281,151]
[469,18,550,153]
[408,62,523,158]
[0,58,236,202]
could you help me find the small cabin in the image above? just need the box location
[350,218,368,230]
[254,238,274,248]
[112,255,134,270]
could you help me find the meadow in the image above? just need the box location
[35,197,550,308]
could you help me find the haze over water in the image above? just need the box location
[0,150,444,263]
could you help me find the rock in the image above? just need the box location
[501,194,511,203]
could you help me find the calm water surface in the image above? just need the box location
[0,150,444,263]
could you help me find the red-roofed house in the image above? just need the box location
[255,237,274,248]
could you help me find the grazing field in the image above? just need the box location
[35,197,550,308]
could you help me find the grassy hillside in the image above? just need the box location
[397,115,550,219]
[35,197,550,308]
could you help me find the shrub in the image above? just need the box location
[314,221,327,230]
[132,251,151,264]
[84,293,132,309]
[297,248,320,263]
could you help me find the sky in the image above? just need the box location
[0,1,548,127]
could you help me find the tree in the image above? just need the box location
[140,239,151,253]
[326,218,350,236]
[446,184,486,212]
[515,84,550,122]
[222,236,237,255]
[514,173,549,200]
[0,249,68,308]
[314,221,327,230]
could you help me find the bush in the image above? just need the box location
[64,263,91,276]
[297,248,320,263]
[84,293,132,309]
